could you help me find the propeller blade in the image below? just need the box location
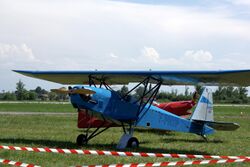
[72,88,96,95]
[51,87,95,95]
[51,87,69,94]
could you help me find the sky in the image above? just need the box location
[0,0,250,92]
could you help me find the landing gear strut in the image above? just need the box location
[201,134,208,142]
[76,124,110,146]
[117,123,139,149]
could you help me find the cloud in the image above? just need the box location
[0,0,250,91]
[141,48,213,67]
[0,43,42,70]
[0,43,35,61]
[183,50,213,62]
[137,47,247,70]
[142,47,160,63]
[110,53,118,58]
[228,0,250,6]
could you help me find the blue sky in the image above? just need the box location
[0,0,250,91]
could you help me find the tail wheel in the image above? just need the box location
[76,134,88,146]
[127,137,139,148]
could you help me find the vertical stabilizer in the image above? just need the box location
[191,87,214,122]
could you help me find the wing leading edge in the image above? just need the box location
[13,69,250,86]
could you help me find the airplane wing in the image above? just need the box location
[13,69,250,86]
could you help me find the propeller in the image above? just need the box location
[51,87,96,95]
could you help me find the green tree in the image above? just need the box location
[117,85,128,97]
[184,86,189,97]
[35,86,48,100]
[48,92,57,101]
[27,91,37,100]
[16,80,26,100]
[238,87,248,103]
[134,86,145,99]
[213,86,248,104]
[35,86,42,95]
[2,92,16,100]
[195,85,203,95]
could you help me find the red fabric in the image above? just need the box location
[77,109,117,128]
[156,100,195,116]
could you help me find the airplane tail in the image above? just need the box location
[191,87,240,131]
[191,87,214,122]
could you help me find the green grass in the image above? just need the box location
[0,104,249,166]
[0,103,75,112]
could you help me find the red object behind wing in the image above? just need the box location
[156,100,195,116]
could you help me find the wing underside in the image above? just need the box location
[13,70,250,86]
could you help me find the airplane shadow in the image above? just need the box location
[135,146,211,155]
[135,128,175,136]
[0,137,212,155]
[0,138,80,149]
[162,138,224,144]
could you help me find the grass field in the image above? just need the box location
[0,103,249,166]
[0,102,74,112]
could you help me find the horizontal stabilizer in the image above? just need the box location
[207,122,240,131]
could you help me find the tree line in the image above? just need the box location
[117,85,249,104]
[0,81,249,104]
[0,80,68,101]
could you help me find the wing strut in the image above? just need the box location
[88,75,114,91]
[121,76,162,122]
[86,75,163,133]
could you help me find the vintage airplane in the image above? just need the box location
[14,70,250,149]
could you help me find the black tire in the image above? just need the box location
[76,134,88,146]
[127,137,139,148]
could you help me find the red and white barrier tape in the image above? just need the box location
[74,158,250,167]
[0,158,40,167]
[0,145,249,160]
[1,145,249,166]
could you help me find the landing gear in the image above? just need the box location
[76,134,88,146]
[117,134,140,149]
[127,137,139,148]
[76,126,110,146]
[201,134,208,142]
[117,123,139,149]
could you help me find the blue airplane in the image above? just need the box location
[14,70,250,149]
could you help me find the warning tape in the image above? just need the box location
[74,158,250,167]
[0,145,249,160]
[0,145,249,166]
[0,158,40,167]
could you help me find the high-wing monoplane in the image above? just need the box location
[14,70,250,149]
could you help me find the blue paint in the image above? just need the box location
[12,69,250,75]
[70,86,214,135]
[200,96,212,105]
[71,86,138,121]
[136,104,214,135]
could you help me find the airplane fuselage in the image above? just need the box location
[70,86,214,136]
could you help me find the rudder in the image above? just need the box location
[191,87,214,122]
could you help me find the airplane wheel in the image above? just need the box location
[127,137,139,148]
[76,134,88,146]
